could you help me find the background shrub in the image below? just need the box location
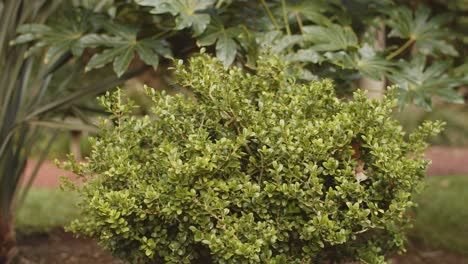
[63,54,442,263]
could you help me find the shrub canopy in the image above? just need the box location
[63,54,442,263]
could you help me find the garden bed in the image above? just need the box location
[14,228,468,264]
[15,228,122,264]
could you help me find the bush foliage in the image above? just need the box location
[63,54,442,263]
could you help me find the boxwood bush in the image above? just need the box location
[62,54,442,264]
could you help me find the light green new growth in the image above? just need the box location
[62,54,443,264]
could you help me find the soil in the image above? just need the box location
[14,229,123,264]
[12,228,468,264]
[392,241,468,264]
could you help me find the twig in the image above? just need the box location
[260,0,281,31]
[386,38,415,60]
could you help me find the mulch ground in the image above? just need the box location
[13,228,468,264]
[15,229,123,264]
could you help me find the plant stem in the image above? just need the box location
[295,12,304,34]
[215,0,224,9]
[281,0,291,35]
[386,38,414,60]
[260,0,281,31]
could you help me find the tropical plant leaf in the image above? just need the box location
[197,19,242,66]
[135,0,215,35]
[86,47,126,72]
[389,57,466,110]
[283,0,339,25]
[303,24,358,52]
[79,33,123,47]
[82,22,172,76]
[10,9,96,61]
[284,48,322,64]
[113,47,135,77]
[352,44,392,80]
[136,45,160,69]
[385,5,457,56]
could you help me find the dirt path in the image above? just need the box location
[426,146,468,176]
[16,229,123,264]
[15,228,468,264]
[21,159,77,188]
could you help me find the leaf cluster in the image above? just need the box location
[11,0,468,110]
[63,54,443,263]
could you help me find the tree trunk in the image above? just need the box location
[0,216,17,264]
[359,23,386,99]
[71,130,83,161]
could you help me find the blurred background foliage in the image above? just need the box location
[13,0,468,163]
[2,0,468,262]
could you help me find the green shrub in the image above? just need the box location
[63,54,442,264]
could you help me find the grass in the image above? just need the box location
[410,175,468,256]
[15,188,80,233]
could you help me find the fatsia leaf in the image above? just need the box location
[216,35,236,67]
[78,18,172,76]
[86,47,125,72]
[135,38,173,69]
[303,24,358,52]
[321,47,392,81]
[135,0,215,36]
[113,48,135,77]
[389,57,466,110]
[136,45,160,69]
[385,5,457,56]
[79,33,124,48]
[271,35,303,54]
[256,31,302,54]
[139,38,173,60]
[11,9,96,61]
[283,0,339,26]
[434,88,464,104]
[284,48,322,64]
[197,19,241,66]
[353,44,392,80]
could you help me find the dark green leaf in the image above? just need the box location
[386,5,457,56]
[113,47,135,77]
[85,47,124,72]
[136,0,215,35]
[136,45,160,69]
[284,48,321,64]
[197,19,241,66]
[303,24,358,51]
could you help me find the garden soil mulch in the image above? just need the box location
[15,229,123,264]
[13,228,468,264]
